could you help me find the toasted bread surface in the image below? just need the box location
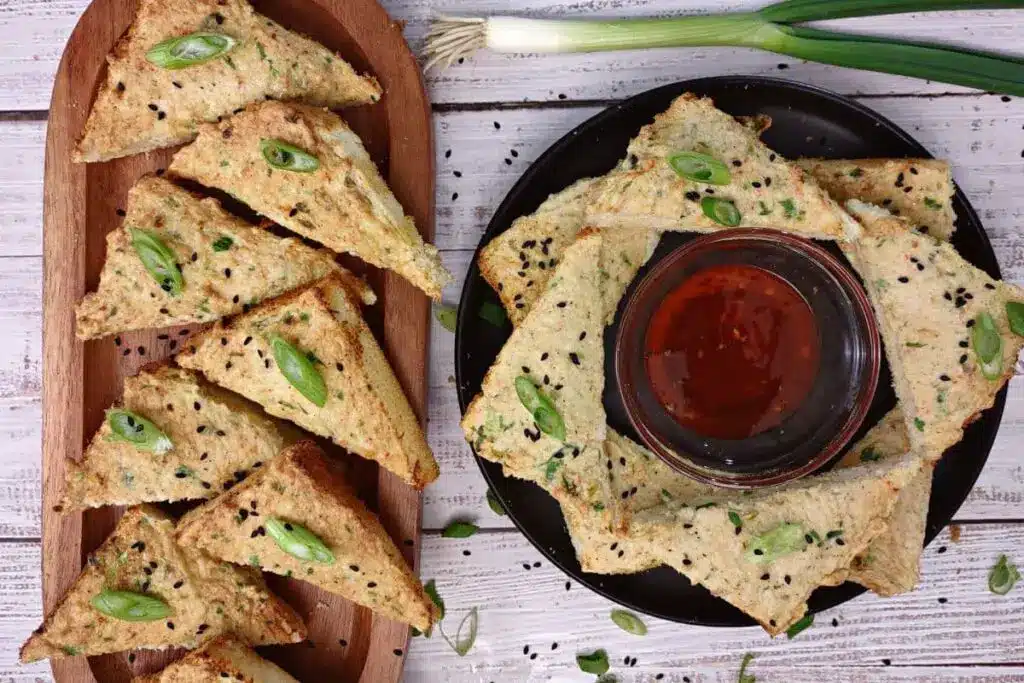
[76,176,359,340]
[75,0,380,162]
[61,365,296,511]
[133,634,298,683]
[845,200,1024,459]
[176,274,438,488]
[799,158,956,241]
[169,101,450,298]
[585,93,859,240]
[20,506,305,663]
[630,454,923,635]
[479,177,659,325]
[461,231,607,480]
[176,442,438,631]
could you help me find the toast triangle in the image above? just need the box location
[586,93,860,240]
[176,442,438,631]
[844,199,1024,459]
[176,273,439,488]
[61,365,298,511]
[134,634,298,683]
[75,0,380,162]
[461,229,607,480]
[20,506,305,663]
[76,176,360,340]
[630,453,925,635]
[169,101,451,299]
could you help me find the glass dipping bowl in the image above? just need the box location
[615,228,880,489]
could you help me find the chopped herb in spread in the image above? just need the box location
[923,197,943,209]
[914,417,926,432]
[211,235,233,251]
[860,446,881,462]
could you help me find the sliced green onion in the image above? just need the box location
[265,517,335,564]
[479,301,508,327]
[131,228,183,296]
[701,197,741,227]
[610,609,647,636]
[514,375,567,441]
[1005,301,1024,337]
[745,522,805,563]
[146,32,237,70]
[786,613,814,639]
[738,653,756,683]
[576,649,610,675]
[972,312,1003,380]
[423,11,1024,96]
[270,335,328,407]
[107,409,173,454]
[486,489,506,516]
[668,151,732,185]
[988,554,1020,595]
[91,590,171,622]
[261,139,320,173]
[435,304,458,332]
[442,521,479,538]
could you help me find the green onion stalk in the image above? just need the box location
[423,0,1024,96]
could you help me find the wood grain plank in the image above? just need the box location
[3,1,1024,109]
[3,524,1022,682]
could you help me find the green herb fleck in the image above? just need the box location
[988,554,1020,595]
[905,342,925,348]
[738,653,756,683]
[728,510,743,529]
[479,301,507,328]
[610,609,647,636]
[786,614,814,639]
[860,447,881,462]
[223,55,237,70]
[435,304,458,333]
[249,554,260,567]
[757,200,771,216]
[544,456,564,482]
[695,501,716,510]
[914,418,926,432]
[61,645,82,656]
[848,167,864,178]
[486,489,505,516]
[442,521,478,539]
[211,235,233,252]
[780,198,801,219]
[577,649,610,675]
[256,42,267,60]
[923,197,943,210]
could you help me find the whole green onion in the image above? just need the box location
[423,0,1024,96]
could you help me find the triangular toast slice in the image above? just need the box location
[461,230,607,480]
[844,200,1024,459]
[478,176,659,325]
[75,0,381,162]
[831,407,933,596]
[61,364,298,511]
[586,93,860,240]
[176,441,438,631]
[630,453,925,635]
[176,273,439,488]
[20,506,305,663]
[169,101,451,299]
[134,634,298,683]
[76,176,360,340]
[798,158,956,241]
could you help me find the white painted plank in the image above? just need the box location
[3,1,1024,109]
[2,524,1021,682]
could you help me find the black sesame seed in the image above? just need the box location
[569,352,580,365]
[529,653,538,660]
[523,645,530,655]
[224,268,231,278]
[938,597,948,604]
[173,580,184,589]
[940,374,951,382]
[131,541,146,551]
[157,111,166,120]
[166,621,175,630]
[394,648,404,656]
[960,354,969,364]
[836,538,845,546]
[685,191,701,202]
[898,276,909,283]
[493,121,500,130]
[985,283,996,290]
[349,564,360,572]
[116,82,125,92]
[368,581,377,588]
[148,103,159,111]
[937,545,947,554]
[565,581,571,591]
[883,659,891,666]
[197,425,206,434]
[137,346,146,355]
[760,573,770,581]
[751,181,762,188]
[966,320,975,328]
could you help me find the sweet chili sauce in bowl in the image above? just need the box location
[615,229,879,488]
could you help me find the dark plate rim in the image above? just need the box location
[454,75,1006,626]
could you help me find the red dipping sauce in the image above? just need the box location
[644,264,819,440]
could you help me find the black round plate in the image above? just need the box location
[454,76,1008,626]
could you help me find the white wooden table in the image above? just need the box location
[2,2,1024,681]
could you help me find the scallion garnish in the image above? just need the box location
[442,521,479,538]
[260,139,320,173]
[131,228,183,296]
[786,614,814,639]
[668,151,732,185]
[107,409,173,454]
[424,2,1024,97]
[701,197,741,227]
[270,335,328,407]
[745,522,805,563]
[435,303,458,332]
[610,609,647,636]
[972,311,1004,380]
[988,554,1020,595]
[486,489,506,516]
[90,590,171,622]
[265,517,335,564]
[515,375,567,441]
[146,32,237,70]
[576,649,610,675]
[1005,301,1024,337]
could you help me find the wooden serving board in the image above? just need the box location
[40,1,433,681]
